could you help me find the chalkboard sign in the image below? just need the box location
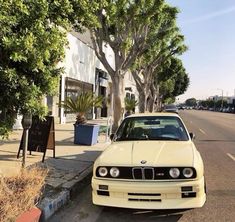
[17,116,55,162]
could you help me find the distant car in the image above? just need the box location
[178,106,185,110]
[92,113,206,209]
[163,104,178,113]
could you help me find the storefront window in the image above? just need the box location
[65,77,93,120]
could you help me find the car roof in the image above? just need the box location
[126,112,179,118]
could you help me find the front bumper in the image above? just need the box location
[92,177,206,209]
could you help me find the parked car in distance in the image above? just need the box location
[163,104,178,113]
[92,113,206,209]
[178,106,185,110]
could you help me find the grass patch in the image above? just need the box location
[0,167,47,222]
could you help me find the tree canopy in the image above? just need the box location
[130,3,187,112]
[185,98,197,107]
[199,99,228,109]
[157,57,189,103]
[85,0,174,131]
[0,0,85,137]
[0,0,190,136]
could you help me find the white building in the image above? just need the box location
[45,30,138,124]
[228,96,235,105]
[124,72,139,113]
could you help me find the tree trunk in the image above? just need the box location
[111,74,125,132]
[149,84,158,112]
[151,94,157,112]
[155,85,162,111]
[138,90,147,113]
[148,95,154,112]
[132,72,148,113]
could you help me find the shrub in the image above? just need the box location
[0,167,47,222]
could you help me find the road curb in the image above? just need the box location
[64,165,93,199]
[38,166,93,221]
[39,190,70,221]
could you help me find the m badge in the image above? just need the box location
[141,160,147,164]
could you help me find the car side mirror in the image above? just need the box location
[189,132,195,140]
[110,133,115,141]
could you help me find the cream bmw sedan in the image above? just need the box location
[92,113,206,209]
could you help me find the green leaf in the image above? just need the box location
[58,92,103,124]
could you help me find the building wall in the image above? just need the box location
[228,96,235,104]
[57,32,113,123]
[124,72,139,113]
[64,33,95,84]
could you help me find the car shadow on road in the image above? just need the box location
[95,207,188,222]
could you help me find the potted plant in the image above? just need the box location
[124,97,138,117]
[60,92,103,145]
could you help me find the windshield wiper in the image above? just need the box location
[116,137,180,141]
[116,137,149,141]
[147,136,180,141]
[159,137,180,141]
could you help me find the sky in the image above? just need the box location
[167,0,235,102]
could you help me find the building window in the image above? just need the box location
[126,92,131,99]
[64,77,93,119]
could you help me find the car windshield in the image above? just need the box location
[115,116,189,141]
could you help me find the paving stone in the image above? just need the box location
[61,179,79,189]
[49,172,64,179]
[61,175,75,181]
[46,178,66,188]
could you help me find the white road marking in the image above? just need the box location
[227,153,235,161]
[199,128,206,135]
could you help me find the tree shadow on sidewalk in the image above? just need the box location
[0,140,21,145]
[0,153,19,161]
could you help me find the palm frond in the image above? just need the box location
[125,97,138,112]
[58,92,103,124]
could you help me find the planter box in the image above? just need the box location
[74,124,100,145]
[16,207,41,222]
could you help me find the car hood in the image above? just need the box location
[97,141,195,167]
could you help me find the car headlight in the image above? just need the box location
[169,168,180,178]
[110,167,120,178]
[182,168,194,178]
[98,167,108,177]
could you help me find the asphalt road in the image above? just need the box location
[49,110,235,222]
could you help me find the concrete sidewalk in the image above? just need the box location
[0,119,110,221]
